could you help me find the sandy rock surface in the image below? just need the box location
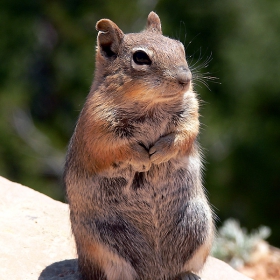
[0,176,252,280]
[0,176,77,279]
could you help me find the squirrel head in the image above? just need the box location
[94,12,192,104]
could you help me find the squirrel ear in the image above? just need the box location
[96,19,124,58]
[145,12,162,34]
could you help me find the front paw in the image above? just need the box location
[149,134,178,164]
[130,143,151,172]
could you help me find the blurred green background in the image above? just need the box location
[1,0,280,246]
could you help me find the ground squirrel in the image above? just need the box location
[64,11,214,280]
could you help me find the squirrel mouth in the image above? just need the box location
[159,86,191,100]
[178,81,191,91]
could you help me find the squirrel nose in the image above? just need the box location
[176,66,192,85]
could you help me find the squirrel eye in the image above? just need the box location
[133,50,152,65]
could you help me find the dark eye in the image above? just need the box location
[133,50,152,65]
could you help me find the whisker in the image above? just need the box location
[188,50,220,90]
[180,32,219,91]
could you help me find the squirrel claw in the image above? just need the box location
[130,142,151,172]
[149,134,177,164]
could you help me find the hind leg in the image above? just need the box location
[78,254,107,280]
[177,226,213,280]
[76,235,138,280]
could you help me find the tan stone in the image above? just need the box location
[0,176,76,279]
[0,176,252,279]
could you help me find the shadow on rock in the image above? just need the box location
[39,259,80,280]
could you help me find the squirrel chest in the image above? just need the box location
[64,11,214,280]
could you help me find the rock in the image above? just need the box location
[200,257,253,280]
[0,176,76,279]
[0,176,252,280]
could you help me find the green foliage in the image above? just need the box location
[0,0,279,244]
[211,219,271,268]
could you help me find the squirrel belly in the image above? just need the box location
[64,11,214,280]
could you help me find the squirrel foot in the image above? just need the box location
[130,142,151,172]
[180,272,201,280]
[149,133,178,164]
